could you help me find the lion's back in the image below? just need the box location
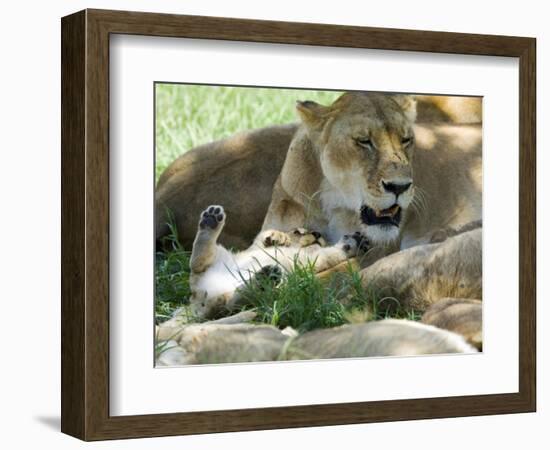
[155,123,298,249]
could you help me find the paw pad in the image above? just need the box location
[341,232,370,256]
[351,231,371,253]
[255,265,283,286]
[199,205,225,229]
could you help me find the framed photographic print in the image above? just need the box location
[61,9,536,441]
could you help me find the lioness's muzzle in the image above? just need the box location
[360,204,402,227]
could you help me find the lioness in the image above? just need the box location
[156,318,476,366]
[262,92,482,259]
[422,297,482,350]
[155,93,481,252]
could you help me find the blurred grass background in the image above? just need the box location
[155,84,342,180]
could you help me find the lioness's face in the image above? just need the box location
[297,92,416,243]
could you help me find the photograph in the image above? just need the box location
[153,85,483,366]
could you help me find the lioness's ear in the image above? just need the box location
[393,95,417,123]
[296,100,329,128]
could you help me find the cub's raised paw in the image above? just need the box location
[261,230,292,248]
[199,205,225,230]
[339,232,370,256]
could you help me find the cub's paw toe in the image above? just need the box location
[199,205,225,230]
[262,230,291,247]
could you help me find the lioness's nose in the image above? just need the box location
[382,180,412,196]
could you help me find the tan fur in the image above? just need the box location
[360,228,482,312]
[155,94,481,252]
[156,317,476,365]
[285,319,477,360]
[422,298,482,350]
[415,95,482,124]
[156,124,297,249]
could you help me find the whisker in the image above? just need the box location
[410,186,429,219]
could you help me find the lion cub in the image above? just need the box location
[189,205,369,319]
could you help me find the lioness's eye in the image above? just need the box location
[355,137,373,149]
[402,136,413,146]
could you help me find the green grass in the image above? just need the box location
[154,213,421,329]
[155,84,342,180]
[239,259,347,332]
[237,259,420,333]
[155,212,192,324]
[154,84,421,330]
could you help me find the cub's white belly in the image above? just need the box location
[194,245,302,299]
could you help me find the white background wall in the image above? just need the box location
[0,0,546,448]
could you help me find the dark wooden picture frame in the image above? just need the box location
[61,9,536,441]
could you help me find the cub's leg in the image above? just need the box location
[309,232,370,272]
[190,205,226,274]
[254,229,292,248]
